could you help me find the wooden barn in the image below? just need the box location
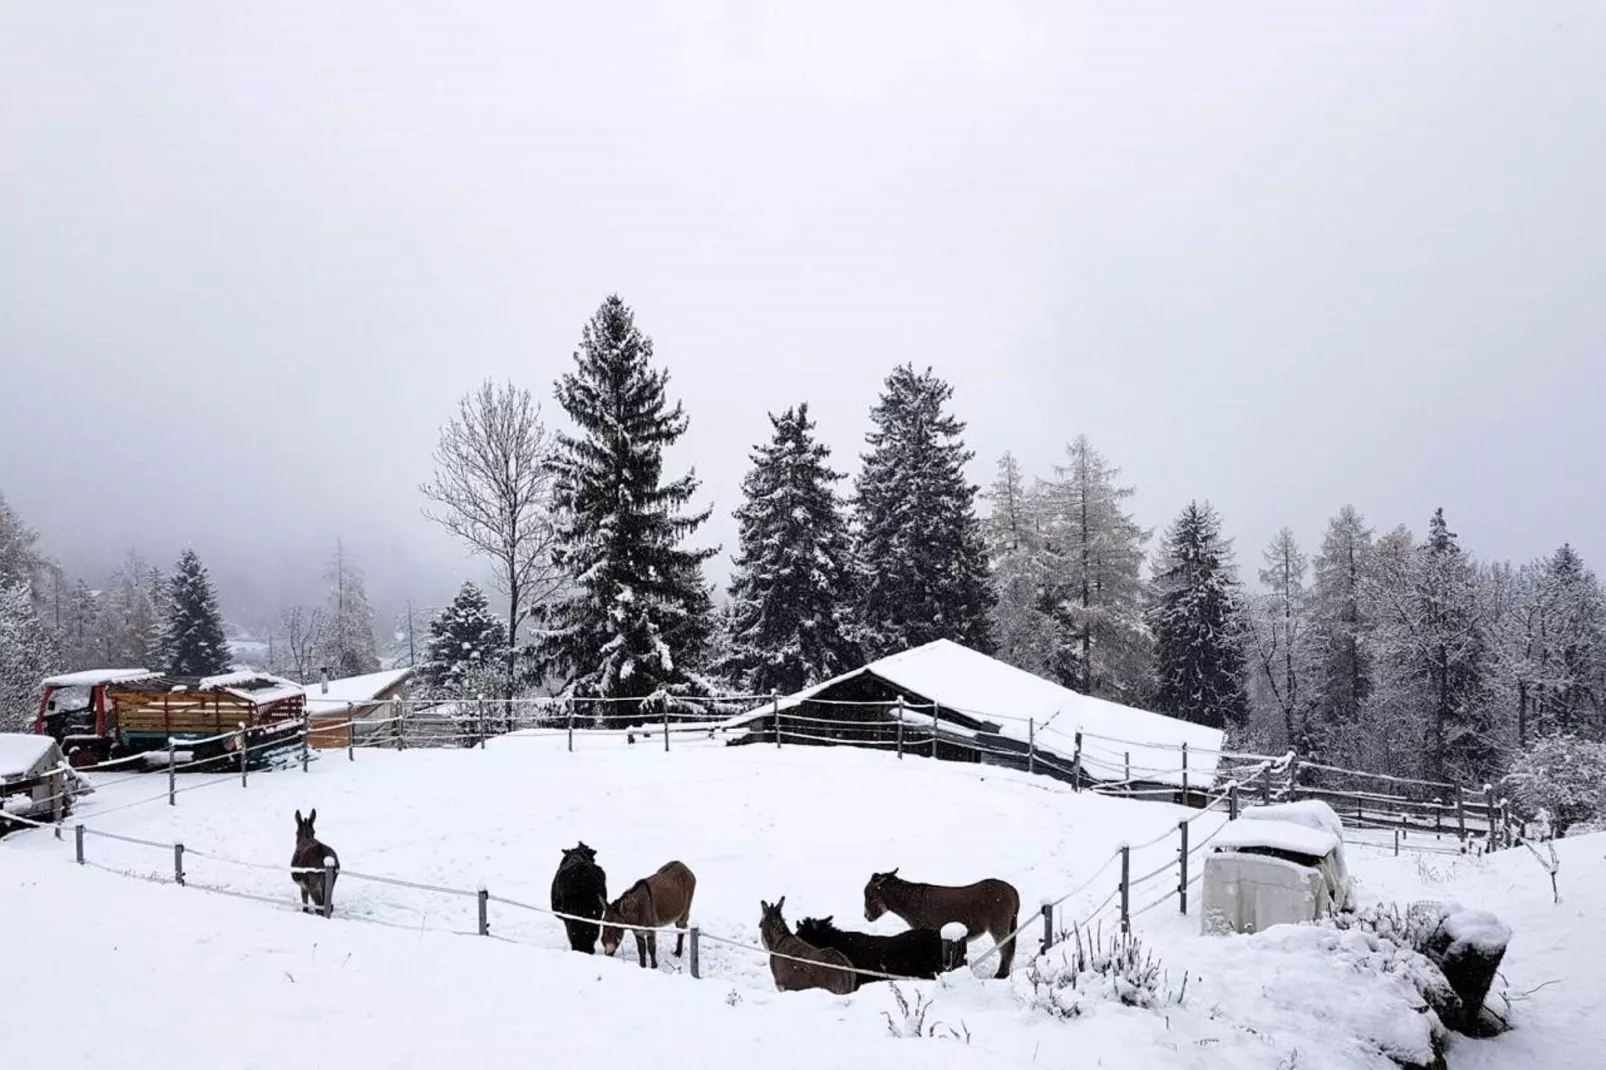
[719,640,1225,798]
[302,668,416,749]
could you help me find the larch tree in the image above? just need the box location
[159,548,231,677]
[981,452,1057,677]
[1248,528,1319,753]
[1308,506,1374,762]
[421,379,561,698]
[540,295,718,712]
[721,403,860,696]
[317,540,380,678]
[420,581,510,700]
[852,364,994,659]
[1036,435,1153,701]
[1148,501,1249,731]
[277,605,326,682]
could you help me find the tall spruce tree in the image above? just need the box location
[421,581,510,699]
[1037,436,1153,701]
[160,549,230,677]
[721,403,860,695]
[853,365,994,659]
[1149,501,1249,730]
[982,452,1057,677]
[1535,544,1605,738]
[1411,509,1496,781]
[541,295,717,708]
[0,581,56,731]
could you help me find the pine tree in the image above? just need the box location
[853,365,994,659]
[1308,506,1374,761]
[981,452,1057,677]
[1036,436,1153,700]
[721,403,860,695]
[541,295,718,709]
[1535,544,1605,738]
[317,540,380,678]
[0,581,56,731]
[1248,528,1319,753]
[1149,501,1249,730]
[101,552,160,667]
[0,491,45,592]
[160,549,231,677]
[421,581,510,699]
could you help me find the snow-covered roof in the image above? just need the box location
[723,639,1225,787]
[1214,817,1341,860]
[192,671,305,706]
[303,668,415,713]
[41,668,158,689]
[0,734,59,778]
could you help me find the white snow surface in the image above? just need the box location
[1214,817,1342,859]
[303,668,415,714]
[1440,911,1513,957]
[1,731,1598,1069]
[724,639,1223,787]
[0,732,56,776]
[40,667,157,688]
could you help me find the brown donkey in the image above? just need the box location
[600,860,696,968]
[759,897,857,996]
[291,809,340,917]
[863,868,1020,978]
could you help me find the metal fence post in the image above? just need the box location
[396,699,406,751]
[895,697,904,760]
[689,926,701,979]
[773,690,782,748]
[1178,821,1190,915]
[931,704,939,760]
[1394,828,1400,856]
[663,698,671,753]
[1072,731,1083,790]
[238,723,248,788]
[174,843,186,886]
[1028,718,1036,777]
[1229,781,1240,820]
[347,707,355,762]
[1040,901,1054,955]
[1124,751,1131,785]
[1119,844,1131,934]
[1181,742,1189,798]
[168,739,177,805]
[478,888,490,936]
[75,823,85,864]
[568,710,575,753]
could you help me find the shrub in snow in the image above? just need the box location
[1501,734,1606,836]
[879,983,970,1043]
[1017,925,1179,1020]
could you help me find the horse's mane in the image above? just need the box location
[625,877,651,899]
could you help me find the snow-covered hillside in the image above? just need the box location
[1,734,1595,1069]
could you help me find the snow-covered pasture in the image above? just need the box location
[2,731,1596,1069]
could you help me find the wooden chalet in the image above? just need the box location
[720,640,1226,799]
[303,668,416,749]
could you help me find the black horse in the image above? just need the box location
[795,915,962,983]
[551,842,608,953]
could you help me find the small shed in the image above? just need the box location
[302,668,415,749]
[0,733,92,831]
[1201,800,1352,936]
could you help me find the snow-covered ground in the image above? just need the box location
[1,733,1596,1068]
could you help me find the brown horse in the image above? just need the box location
[291,808,340,917]
[863,868,1020,978]
[759,897,857,996]
[600,860,696,968]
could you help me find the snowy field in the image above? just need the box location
[1,733,1597,1069]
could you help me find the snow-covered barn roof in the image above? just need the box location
[303,668,415,714]
[723,639,1225,788]
[193,671,306,706]
[41,668,159,689]
[0,733,60,779]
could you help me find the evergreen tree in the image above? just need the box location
[317,540,380,678]
[1248,528,1319,753]
[421,581,510,699]
[101,552,160,667]
[981,452,1057,677]
[160,549,231,677]
[0,581,56,731]
[1037,436,1153,700]
[1535,544,1605,738]
[853,364,994,659]
[541,295,717,708]
[144,564,171,667]
[0,491,45,593]
[721,403,860,695]
[1148,501,1249,730]
[1308,506,1374,761]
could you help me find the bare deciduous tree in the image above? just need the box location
[421,380,560,697]
[280,605,324,683]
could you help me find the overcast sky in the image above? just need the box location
[3,1,1603,633]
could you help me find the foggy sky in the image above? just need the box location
[3,2,1604,634]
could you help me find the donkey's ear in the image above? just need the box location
[295,809,303,826]
[308,808,317,825]
[822,915,833,925]
[888,867,898,877]
[775,895,785,912]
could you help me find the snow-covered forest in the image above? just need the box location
[4,295,1601,799]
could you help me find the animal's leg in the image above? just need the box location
[647,930,658,969]
[634,931,648,968]
[673,922,685,957]
[994,916,1017,979]
[299,883,311,913]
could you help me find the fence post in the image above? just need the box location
[1229,781,1240,820]
[1072,731,1083,790]
[174,843,186,886]
[773,690,782,749]
[396,699,406,751]
[347,706,355,762]
[1040,901,1054,955]
[478,694,487,750]
[238,723,248,788]
[895,697,904,760]
[568,710,575,753]
[477,887,490,936]
[663,697,671,753]
[1027,718,1036,776]
[1394,828,1400,856]
[1456,793,1466,841]
[302,718,311,772]
[689,926,701,979]
[1178,820,1190,915]
[75,823,85,864]
[931,704,939,760]
[1286,751,1299,800]
[1181,742,1189,799]
[168,739,177,805]
[1119,844,1131,934]
[1484,784,1497,849]
[1260,765,1272,805]
[1124,751,1130,785]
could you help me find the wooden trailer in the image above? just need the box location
[103,671,307,767]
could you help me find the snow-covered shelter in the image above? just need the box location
[303,668,416,748]
[719,640,1225,795]
[0,733,91,829]
[1201,800,1353,936]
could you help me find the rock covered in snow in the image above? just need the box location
[1423,910,1511,1037]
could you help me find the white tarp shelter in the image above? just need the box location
[1202,800,1352,935]
[0,733,92,823]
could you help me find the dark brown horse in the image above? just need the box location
[863,868,1020,978]
[291,808,339,916]
[600,860,696,968]
[759,897,857,995]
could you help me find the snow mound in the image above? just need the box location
[1441,910,1512,958]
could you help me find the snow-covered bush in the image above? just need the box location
[1501,734,1606,836]
[1017,926,1179,1020]
[880,984,969,1043]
